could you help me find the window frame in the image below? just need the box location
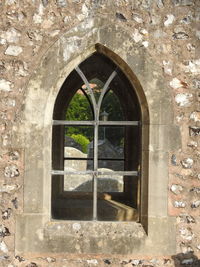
[52,56,141,221]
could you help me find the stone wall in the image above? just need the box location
[0,0,199,266]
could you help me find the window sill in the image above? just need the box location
[16,213,176,256]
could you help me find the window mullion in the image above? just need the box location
[93,120,98,221]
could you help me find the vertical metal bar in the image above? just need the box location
[93,118,98,220]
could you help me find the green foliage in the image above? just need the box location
[65,88,124,146]
[71,134,90,153]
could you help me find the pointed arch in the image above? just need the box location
[16,17,178,255]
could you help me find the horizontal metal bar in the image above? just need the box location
[99,121,139,126]
[51,170,138,176]
[98,171,138,176]
[51,170,93,175]
[53,120,140,126]
[53,120,94,126]
[64,157,125,161]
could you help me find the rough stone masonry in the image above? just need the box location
[0,0,200,266]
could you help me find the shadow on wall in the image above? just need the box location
[172,252,200,266]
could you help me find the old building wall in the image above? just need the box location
[0,0,199,266]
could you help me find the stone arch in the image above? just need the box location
[16,17,179,255]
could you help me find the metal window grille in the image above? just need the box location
[52,66,140,221]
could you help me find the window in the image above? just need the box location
[52,53,141,221]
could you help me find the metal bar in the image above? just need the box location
[51,170,93,175]
[75,66,97,110]
[99,121,139,126]
[93,121,98,220]
[97,70,117,119]
[64,157,125,161]
[53,120,139,126]
[98,171,138,176]
[51,170,138,176]
[53,120,95,126]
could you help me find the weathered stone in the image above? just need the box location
[191,200,200,208]
[179,228,194,241]
[0,79,12,92]
[184,60,200,74]
[2,208,12,220]
[5,45,22,56]
[170,184,183,195]
[4,165,20,178]
[0,241,8,253]
[116,12,127,21]
[174,201,186,208]
[9,151,20,161]
[0,225,10,237]
[11,198,18,209]
[132,29,143,43]
[157,0,164,8]
[56,0,67,7]
[132,14,143,23]
[41,0,48,7]
[172,32,189,40]
[0,28,21,43]
[163,60,172,75]
[189,126,200,136]
[171,154,177,165]
[164,14,175,27]
[170,78,183,89]
[46,257,56,263]
[25,263,38,267]
[175,93,192,107]
[86,259,98,265]
[187,141,198,148]
[192,79,200,89]
[190,187,200,194]
[181,158,193,169]
[0,184,20,193]
[15,255,25,262]
[172,0,194,6]
[190,111,200,122]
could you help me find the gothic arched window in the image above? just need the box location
[52,53,141,221]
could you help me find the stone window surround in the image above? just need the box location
[16,17,180,256]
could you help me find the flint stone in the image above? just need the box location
[170,184,183,194]
[0,225,10,237]
[191,200,200,208]
[172,0,194,6]
[174,201,186,208]
[172,32,189,39]
[5,45,22,56]
[0,184,20,193]
[4,165,20,178]
[0,28,21,43]
[190,111,200,122]
[189,126,200,136]
[179,228,194,240]
[181,158,193,169]
[56,0,67,7]
[175,93,192,107]
[0,241,8,253]
[0,79,12,91]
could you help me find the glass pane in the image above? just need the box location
[64,173,93,192]
[98,126,124,159]
[65,126,93,156]
[97,170,123,192]
[109,75,141,121]
[53,194,93,220]
[100,90,124,121]
[82,78,104,102]
[66,89,93,121]
[98,160,124,172]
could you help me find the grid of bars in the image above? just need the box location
[52,66,140,220]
